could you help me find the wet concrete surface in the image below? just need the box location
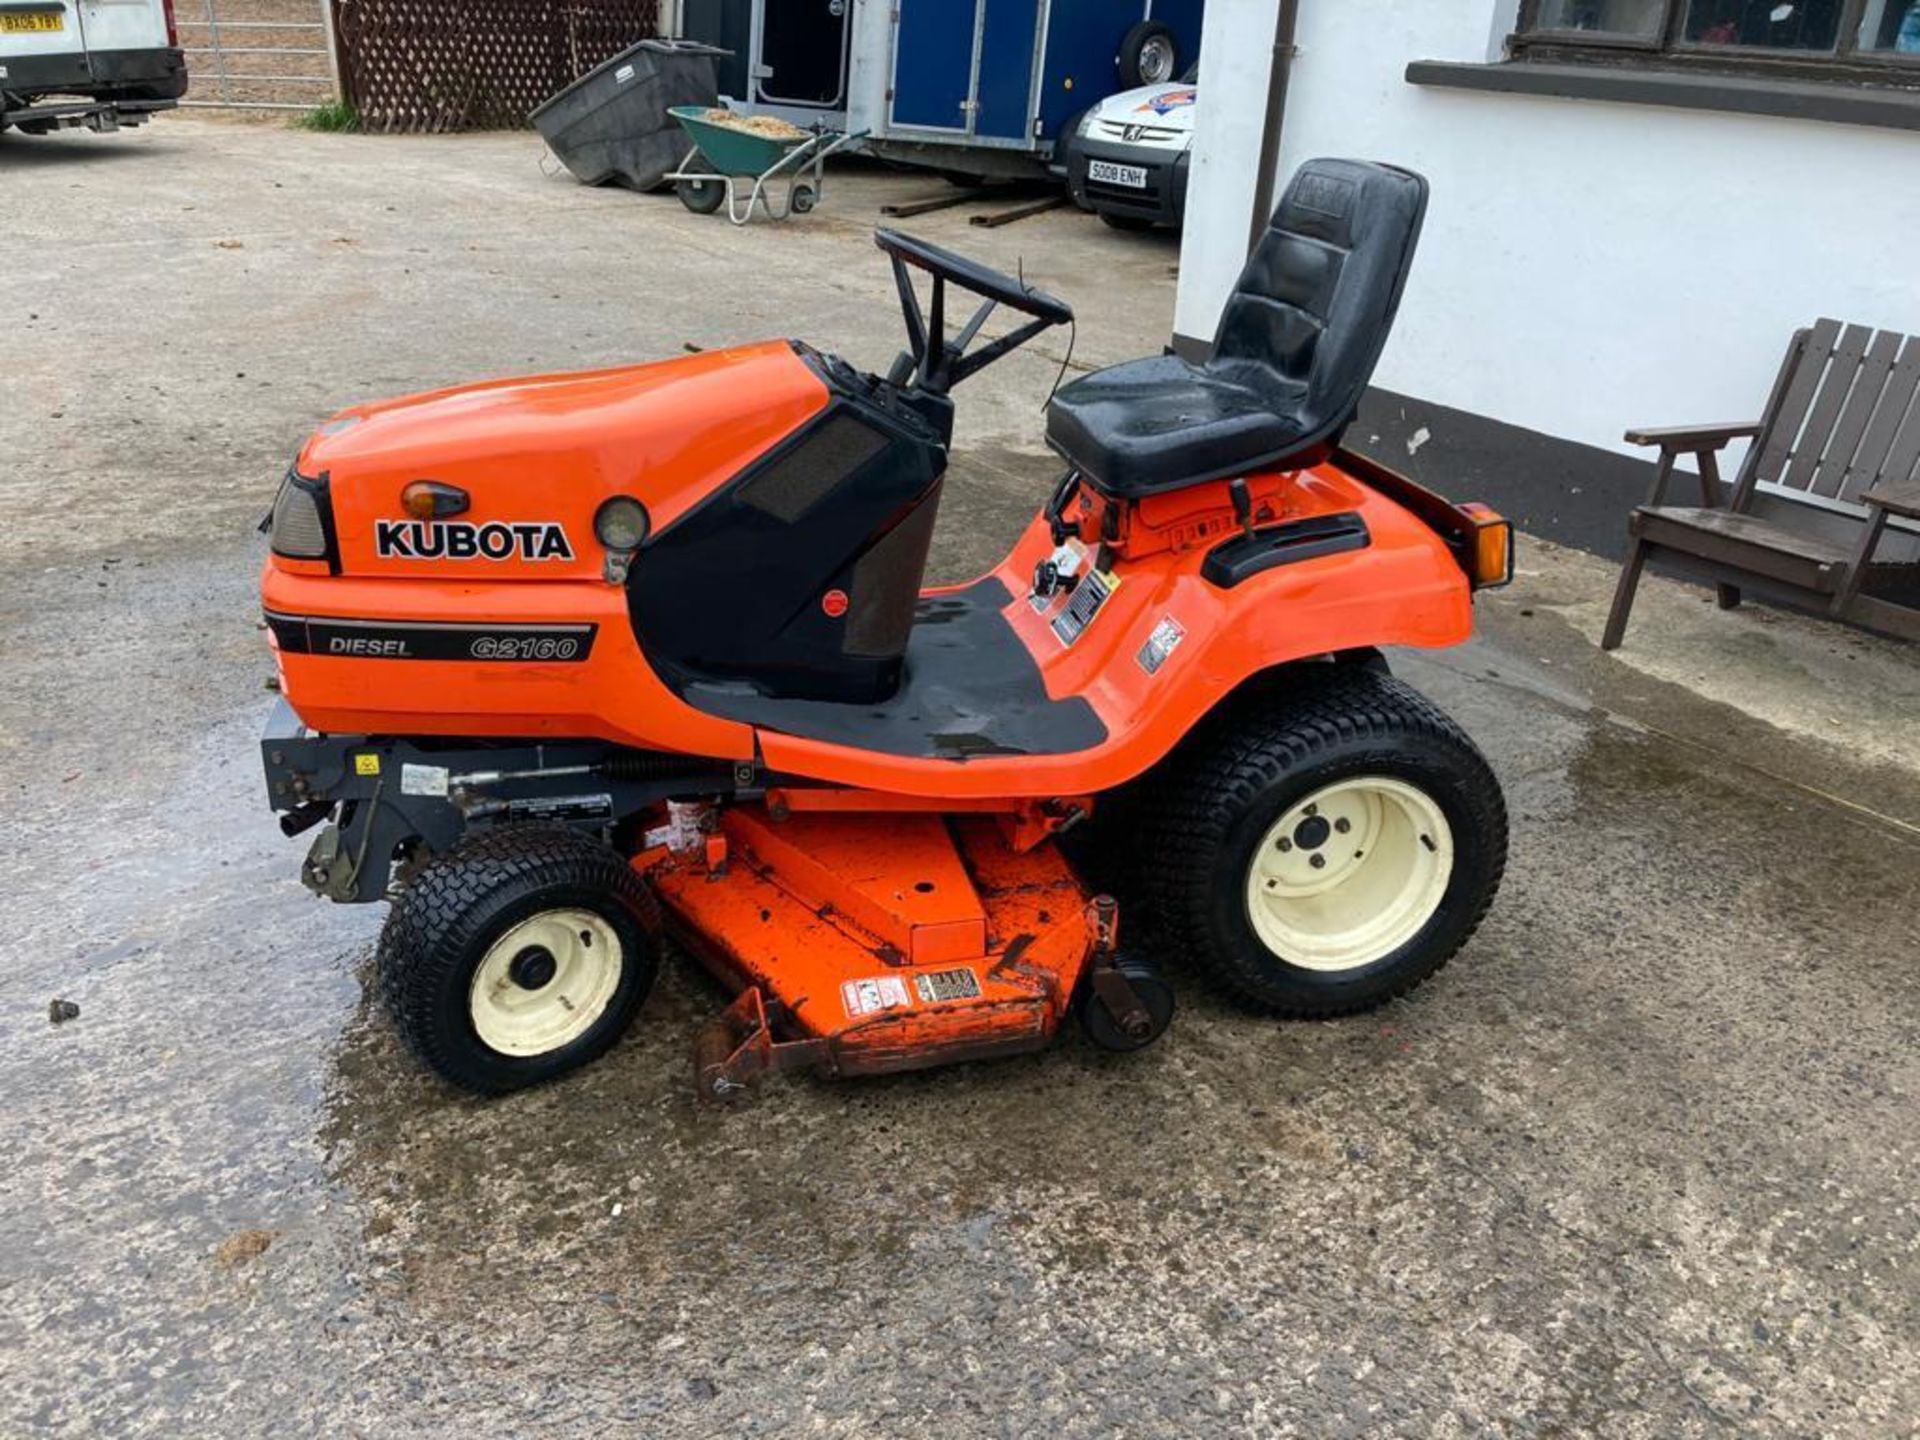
[4,119,1919,1437]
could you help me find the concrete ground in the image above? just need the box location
[3,116,1917,1439]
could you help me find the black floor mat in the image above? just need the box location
[681,578,1108,760]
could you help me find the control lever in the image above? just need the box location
[1228,477,1257,540]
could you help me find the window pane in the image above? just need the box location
[1857,0,1920,52]
[1532,0,1667,37]
[1683,0,1841,49]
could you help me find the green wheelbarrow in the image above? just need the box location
[664,105,868,225]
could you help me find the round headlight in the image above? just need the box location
[594,496,650,551]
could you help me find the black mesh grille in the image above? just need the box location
[737,414,889,523]
[845,488,942,658]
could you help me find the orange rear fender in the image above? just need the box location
[756,462,1472,797]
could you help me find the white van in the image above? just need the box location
[1,0,186,134]
[1058,63,1197,231]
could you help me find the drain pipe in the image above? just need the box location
[1246,0,1302,255]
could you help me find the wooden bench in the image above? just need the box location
[1603,318,1920,649]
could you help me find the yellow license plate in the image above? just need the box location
[2,12,66,31]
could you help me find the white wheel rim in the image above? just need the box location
[468,908,623,1057]
[1245,777,1454,973]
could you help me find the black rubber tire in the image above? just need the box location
[1098,211,1156,232]
[676,165,726,215]
[1078,958,1175,1053]
[377,826,661,1094]
[790,183,817,214]
[1136,668,1506,1016]
[1117,20,1178,87]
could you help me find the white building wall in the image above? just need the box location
[1175,0,1920,463]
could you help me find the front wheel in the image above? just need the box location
[676,162,727,215]
[377,826,661,1093]
[1137,669,1506,1015]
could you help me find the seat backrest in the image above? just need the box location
[1745,318,1920,508]
[1208,158,1429,451]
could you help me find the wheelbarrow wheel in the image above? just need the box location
[676,165,727,215]
[790,183,817,215]
[377,825,661,1094]
[1136,667,1507,1017]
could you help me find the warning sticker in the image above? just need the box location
[913,968,982,1004]
[353,753,381,777]
[1050,568,1119,647]
[842,975,912,1018]
[1136,615,1187,675]
[400,762,449,797]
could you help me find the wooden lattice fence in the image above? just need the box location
[333,0,659,132]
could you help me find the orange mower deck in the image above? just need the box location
[644,809,1132,1095]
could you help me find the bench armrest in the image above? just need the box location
[1623,422,1762,450]
[1862,478,1920,520]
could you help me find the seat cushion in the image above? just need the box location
[1044,355,1303,496]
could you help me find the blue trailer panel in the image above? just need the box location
[975,1,1044,141]
[1035,0,1202,141]
[891,2,976,132]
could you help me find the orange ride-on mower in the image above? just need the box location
[258,159,1512,1098]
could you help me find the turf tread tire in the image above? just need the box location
[377,826,661,1094]
[1137,668,1506,1016]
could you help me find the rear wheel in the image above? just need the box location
[378,826,660,1093]
[1138,669,1506,1015]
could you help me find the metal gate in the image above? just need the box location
[178,0,339,112]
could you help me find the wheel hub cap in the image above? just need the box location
[508,945,557,991]
[469,909,623,1057]
[1246,778,1455,972]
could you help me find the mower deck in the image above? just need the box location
[646,809,1097,1094]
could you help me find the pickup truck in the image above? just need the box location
[1,0,186,134]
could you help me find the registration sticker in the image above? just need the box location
[842,975,911,1018]
[913,968,982,1005]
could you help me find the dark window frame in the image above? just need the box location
[1512,0,1920,85]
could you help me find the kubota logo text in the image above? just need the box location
[375,519,574,561]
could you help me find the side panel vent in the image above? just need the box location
[736,414,889,523]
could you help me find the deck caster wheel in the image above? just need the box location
[790,183,817,214]
[1138,668,1507,1016]
[1079,957,1174,1053]
[377,826,660,1094]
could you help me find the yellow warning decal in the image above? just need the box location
[354,754,381,776]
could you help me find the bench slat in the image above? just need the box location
[1846,334,1920,503]
[1632,507,1851,592]
[1816,328,1904,500]
[1881,378,1920,496]
[1753,319,1839,485]
[1782,322,1872,494]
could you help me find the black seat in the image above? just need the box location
[1045,158,1429,496]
